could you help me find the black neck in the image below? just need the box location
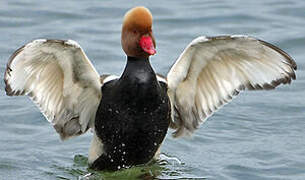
[127,56,149,61]
[120,56,154,81]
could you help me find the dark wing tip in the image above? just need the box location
[256,39,297,89]
[4,45,26,96]
[4,79,13,96]
[258,39,297,70]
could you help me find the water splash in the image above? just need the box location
[51,154,207,180]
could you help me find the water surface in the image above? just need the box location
[0,0,304,179]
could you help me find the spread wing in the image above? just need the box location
[4,39,102,140]
[167,35,297,137]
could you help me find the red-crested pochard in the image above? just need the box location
[4,7,296,170]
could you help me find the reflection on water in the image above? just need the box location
[53,154,205,180]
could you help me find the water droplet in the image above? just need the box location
[110,159,114,162]
[154,142,157,146]
[122,143,125,147]
[123,151,126,155]
[108,108,112,112]
[115,110,119,114]
[117,165,121,169]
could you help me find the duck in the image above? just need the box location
[4,6,296,171]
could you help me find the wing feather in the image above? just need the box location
[4,39,102,140]
[167,35,297,137]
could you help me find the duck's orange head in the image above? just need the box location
[121,6,156,58]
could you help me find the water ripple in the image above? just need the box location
[0,0,304,179]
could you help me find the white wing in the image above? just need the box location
[167,35,297,137]
[4,39,102,140]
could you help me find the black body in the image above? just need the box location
[91,56,170,170]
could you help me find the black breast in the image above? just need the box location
[92,57,170,170]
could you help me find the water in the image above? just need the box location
[0,0,304,179]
